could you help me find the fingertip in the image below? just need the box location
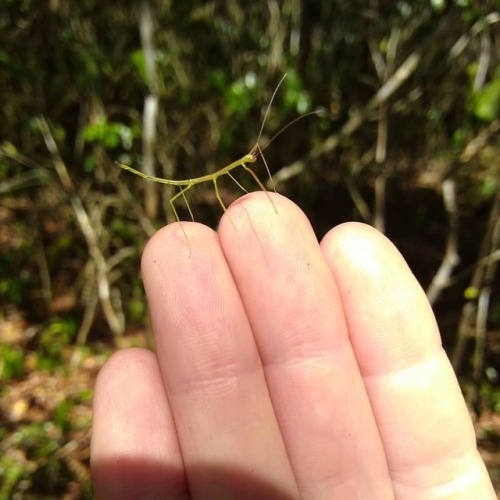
[320,221,425,316]
[321,222,411,278]
[224,191,300,223]
[221,191,317,256]
[91,348,185,499]
[320,222,441,374]
[92,347,164,447]
[93,347,156,396]
[140,222,222,307]
[141,221,209,272]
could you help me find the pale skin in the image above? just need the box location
[91,192,495,499]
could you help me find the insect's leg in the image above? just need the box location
[227,171,248,194]
[256,142,277,193]
[241,163,279,214]
[212,178,236,228]
[178,186,195,222]
[169,185,193,254]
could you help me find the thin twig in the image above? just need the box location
[426,179,460,306]
[140,0,160,219]
[271,52,421,187]
[38,116,124,337]
[473,200,500,382]
[453,193,500,371]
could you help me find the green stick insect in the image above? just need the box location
[116,75,312,252]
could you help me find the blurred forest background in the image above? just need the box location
[0,0,499,497]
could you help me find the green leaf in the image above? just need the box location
[474,79,500,122]
[0,343,25,380]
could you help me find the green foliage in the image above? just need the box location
[467,64,500,122]
[430,0,446,13]
[53,400,74,435]
[77,388,93,404]
[473,77,500,122]
[127,290,148,324]
[83,116,138,151]
[0,341,97,497]
[111,218,136,243]
[0,255,32,307]
[0,421,91,498]
[281,69,312,115]
[0,343,25,380]
[0,456,26,500]
[224,72,259,118]
[37,318,77,370]
[479,381,500,413]
[0,277,22,306]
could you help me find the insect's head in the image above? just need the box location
[246,149,259,163]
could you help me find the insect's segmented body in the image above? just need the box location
[117,75,291,253]
[117,152,257,187]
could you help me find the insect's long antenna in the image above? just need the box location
[259,108,325,153]
[254,73,288,149]
[256,142,276,193]
[243,73,287,196]
[250,75,323,193]
[250,107,324,192]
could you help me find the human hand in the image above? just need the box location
[91,193,495,499]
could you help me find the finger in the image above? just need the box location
[219,193,393,499]
[91,348,187,500]
[321,223,495,498]
[141,223,298,499]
